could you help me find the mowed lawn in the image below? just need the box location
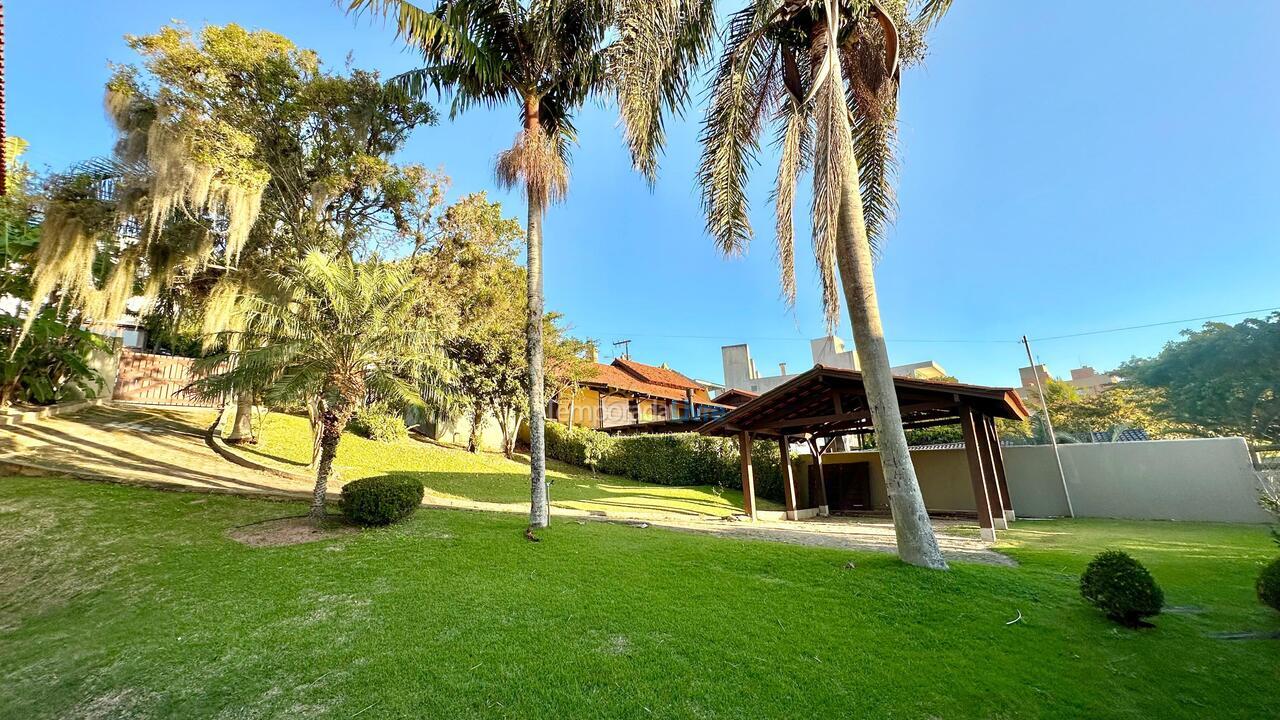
[2,477,1278,719]
[231,411,779,517]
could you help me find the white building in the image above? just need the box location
[721,336,950,394]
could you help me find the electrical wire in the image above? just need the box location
[574,305,1279,347]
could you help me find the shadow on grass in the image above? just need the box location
[366,470,751,518]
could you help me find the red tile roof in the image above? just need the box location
[611,357,703,391]
[582,362,723,406]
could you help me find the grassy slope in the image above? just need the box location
[2,477,1277,719]
[235,412,780,516]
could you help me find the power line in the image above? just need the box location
[1027,306,1280,342]
[576,304,1278,347]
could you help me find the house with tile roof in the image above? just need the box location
[551,357,730,432]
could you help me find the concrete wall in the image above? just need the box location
[1002,438,1270,523]
[412,408,506,452]
[792,437,1270,523]
[796,449,977,514]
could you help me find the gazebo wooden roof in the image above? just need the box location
[697,365,1029,542]
[698,365,1028,440]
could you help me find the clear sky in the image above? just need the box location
[11,1,1280,387]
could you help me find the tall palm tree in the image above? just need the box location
[626,0,953,568]
[192,251,445,521]
[348,0,713,529]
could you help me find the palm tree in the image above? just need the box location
[192,251,445,521]
[348,0,712,529]
[624,0,953,568]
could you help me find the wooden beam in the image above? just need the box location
[757,399,959,431]
[960,406,996,542]
[779,435,798,520]
[974,411,1007,530]
[985,415,1015,521]
[739,431,757,520]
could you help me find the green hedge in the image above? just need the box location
[1258,556,1280,612]
[544,422,786,502]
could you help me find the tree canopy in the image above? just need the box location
[27,23,442,345]
[1121,313,1280,443]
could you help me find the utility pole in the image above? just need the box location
[1022,335,1075,518]
[612,339,631,360]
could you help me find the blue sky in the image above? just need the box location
[11,1,1280,387]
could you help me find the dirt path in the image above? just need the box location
[0,404,1012,565]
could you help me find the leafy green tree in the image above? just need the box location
[1121,314,1280,443]
[192,252,447,522]
[416,192,592,458]
[668,0,952,569]
[350,0,706,529]
[27,23,442,440]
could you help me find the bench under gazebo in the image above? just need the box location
[698,365,1030,541]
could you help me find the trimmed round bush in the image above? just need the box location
[340,477,424,526]
[1258,557,1280,612]
[1080,550,1164,626]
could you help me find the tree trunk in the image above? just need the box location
[227,390,255,444]
[807,26,946,568]
[831,117,948,571]
[525,97,550,529]
[501,407,523,459]
[310,402,349,522]
[467,402,484,453]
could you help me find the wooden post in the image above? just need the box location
[985,415,1015,522]
[975,413,1007,531]
[960,406,996,542]
[779,435,798,520]
[739,431,757,520]
[807,436,829,517]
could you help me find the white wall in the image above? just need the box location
[798,438,1271,524]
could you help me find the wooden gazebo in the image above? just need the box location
[698,365,1029,541]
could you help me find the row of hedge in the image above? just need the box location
[544,422,788,502]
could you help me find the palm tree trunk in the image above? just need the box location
[227,390,255,443]
[307,397,323,468]
[832,119,947,570]
[526,185,549,528]
[310,404,346,521]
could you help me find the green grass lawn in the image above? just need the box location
[2,477,1277,719]
[230,411,779,517]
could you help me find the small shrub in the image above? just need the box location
[1258,557,1280,612]
[340,476,424,526]
[350,403,409,443]
[1080,550,1164,626]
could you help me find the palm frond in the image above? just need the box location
[610,0,716,182]
[810,17,853,329]
[347,0,503,85]
[770,98,810,307]
[910,0,952,29]
[696,1,779,256]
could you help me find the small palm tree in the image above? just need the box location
[348,0,712,529]
[192,251,446,521]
